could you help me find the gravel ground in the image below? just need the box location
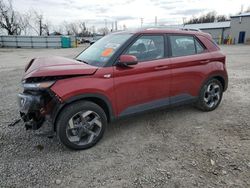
[0,45,249,188]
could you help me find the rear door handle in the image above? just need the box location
[200,60,210,64]
[154,65,169,70]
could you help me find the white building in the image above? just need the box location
[184,13,250,44]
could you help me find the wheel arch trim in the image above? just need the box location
[51,93,115,130]
[201,73,228,93]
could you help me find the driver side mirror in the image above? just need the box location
[117,55,138,67]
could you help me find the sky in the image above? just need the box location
[13,0,250,29]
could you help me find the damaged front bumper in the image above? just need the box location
[18,92,45,130]
[17,89,58,130]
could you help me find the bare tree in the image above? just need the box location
[186,11,229,24]
[78,21,86,36]
[62,21,71,35]
[26,10,51,36]
[77,21,92,36]
[0,0,27,35]
[27,10,43,35]
[43,20,51,35]
[61,21,94,36]
[216,15,228,22]
[51,24,63,35]
[68,22,79,35]
[98,27,109,35]
[19,13,30,35]
[63,21,80,35]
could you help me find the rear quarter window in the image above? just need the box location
[195,38,206,53]
[196,35,220,52]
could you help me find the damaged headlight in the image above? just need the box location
[23,81,55,90]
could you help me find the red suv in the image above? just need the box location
[18,29,228,150]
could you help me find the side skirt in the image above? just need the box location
[118,94,197,118]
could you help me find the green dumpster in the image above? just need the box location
[61,36,71,48]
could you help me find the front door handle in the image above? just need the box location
[154,65,169,70]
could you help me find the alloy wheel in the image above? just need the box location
[66,110,102,146]
[203,82,221,108]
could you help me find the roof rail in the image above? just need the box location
[180,28,202,32]
[143,25,182,30]
[143,26,202,32]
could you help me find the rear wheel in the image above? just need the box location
[56,101,107,150]
[196,79,223,111]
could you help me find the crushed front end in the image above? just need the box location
[17,56,98,131]
[17,78,60,130]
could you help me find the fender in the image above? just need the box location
[51,93,115,129]
[198,60,228,93]
[200,72,228,93]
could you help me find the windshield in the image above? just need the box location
[76,33,132,67]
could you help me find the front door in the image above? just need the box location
[238,31,246,44]
[113,34,171,116]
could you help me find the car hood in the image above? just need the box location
[23,56,98,80]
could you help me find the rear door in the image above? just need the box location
[113,34,172,116]
[168,34,211,103]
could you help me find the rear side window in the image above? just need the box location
[169,35,205,57]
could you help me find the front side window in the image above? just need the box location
[124,35,164,62]
[170,35,196,57]
[76,33,132,67]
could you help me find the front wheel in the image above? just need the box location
[196,79,223,111]
[56,101,107,150]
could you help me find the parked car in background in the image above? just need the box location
[18,28,228,150]
[81,38,91,44]
[90,35,103,45]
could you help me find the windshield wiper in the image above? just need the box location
[76,59,89,64]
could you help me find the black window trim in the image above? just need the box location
[100,33,208,67]
[113,33,169,65]
[194,36,207,54]
[167,34,207,58]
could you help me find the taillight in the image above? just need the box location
[25,58,35,72]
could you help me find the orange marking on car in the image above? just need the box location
[101,48,113,57]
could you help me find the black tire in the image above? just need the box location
[56,101,107,150]
[196,78,223,111]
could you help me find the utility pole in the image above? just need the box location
[92,25,95,34]
[83,22,86,31]
[123,24,127,30]
[115,21,118,31]
[182,17,186,26]
[104,19,107,29]
[39,17,42,36]
[155,16,157,26]
[240,4,244,13]
[111,22,114,32]
[140,18,144,28]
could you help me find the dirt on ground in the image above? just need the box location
[0,45,249,188]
